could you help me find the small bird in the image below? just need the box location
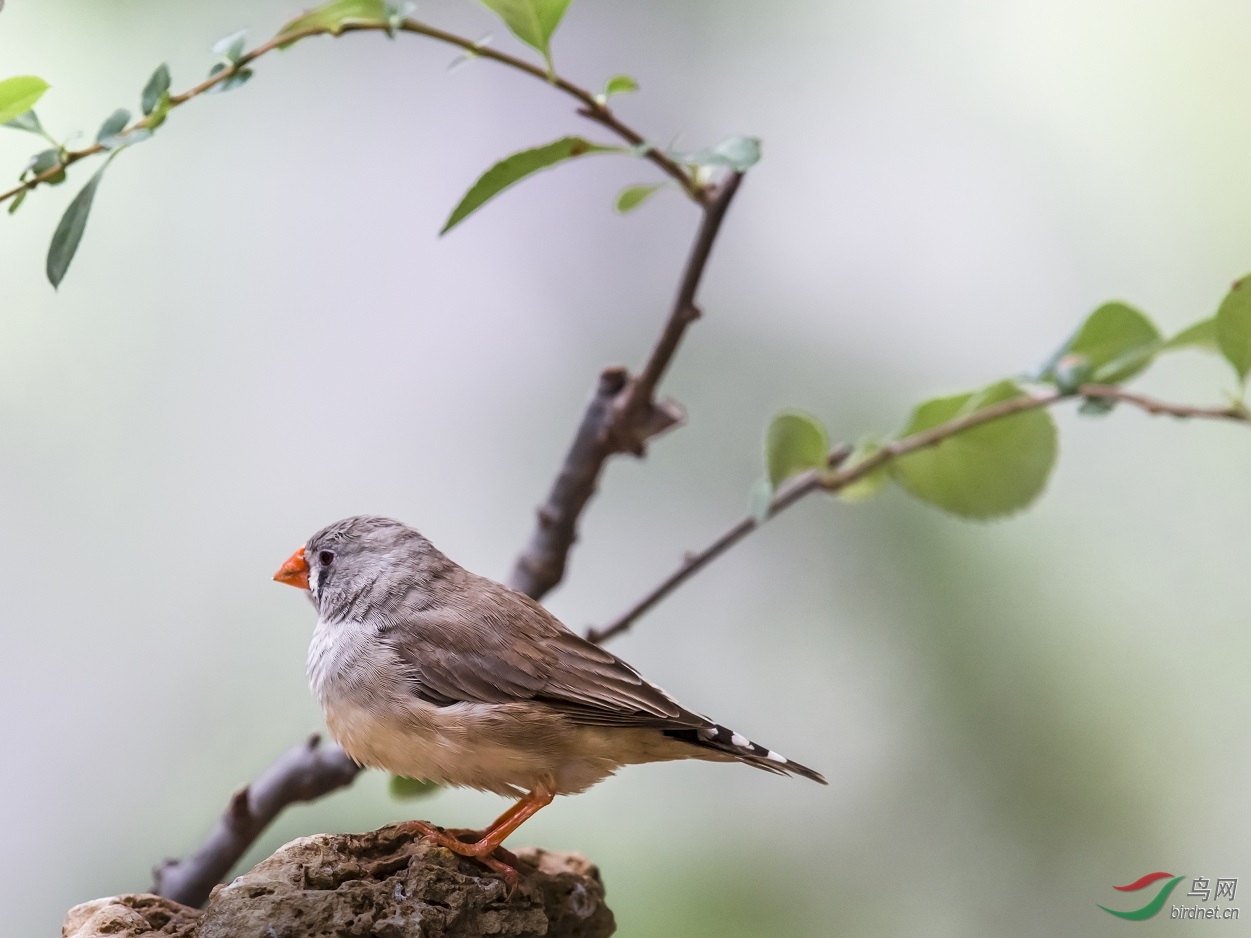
[274,515,825,891]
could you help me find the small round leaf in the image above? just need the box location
[765,410,829,488]
[836,440,890,503]
[747,476,774,522]
[891,380,1058,519]
[603,74,639,97]
[1163,317,1217,352]
[1216,275,1251,382]
[141,64,171,116]
[96,109,132,146]
[1044,302,1161,386]
[615,183,662,214]
[389,775,439,799]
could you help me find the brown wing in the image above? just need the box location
[382,572,710,730]
[382,570,829,784]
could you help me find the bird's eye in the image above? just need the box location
[318,550,335,566]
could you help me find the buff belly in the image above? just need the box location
[323,694,706,797]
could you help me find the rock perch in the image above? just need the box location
[63,824,615,938]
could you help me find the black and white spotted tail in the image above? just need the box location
[665,722,827,784]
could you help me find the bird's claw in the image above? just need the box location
[399,820,521,899]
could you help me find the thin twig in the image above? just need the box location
[509,173,743,599]
[1077,384,1250,421]
[151,734,359,908]
[587,444,852,644]
[0,17,699,206]
[611,172,744,452]
[398,21,700,198]
[588,385,1251,642]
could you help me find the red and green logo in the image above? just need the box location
[1099,872,1185,920]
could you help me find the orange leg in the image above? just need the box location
[435,797,530,844]
[476,793,535,838]
[400,783,556,897]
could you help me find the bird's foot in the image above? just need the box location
[398,820,521,899]
[474,851,520,898]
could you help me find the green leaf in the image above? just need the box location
[277,0,388,44]
[389,775,439,799]
[476,0,572,72]
[0,76,50,126]
[1216,275,1251,382]
[836,440,890,503]
[891,380,1058,520]
[615,183,662,214]
[46,157,115,289]
[96,109,131,146]
[1044,302,1162,386]
[441,136,615,234]
[603,74,638,97]
[711,136,762,171]
[1049,354,1093,396]
[26,148,66,185]
[765,410,829,488]
[1077,394,1117,417]
[8,188,28,215]
[208,69,254,94]
[145,89,172,131]
[1163,317,1217,352]
[747,476,773,522]
[141,64,171,116]
[679,136,762,173]
[4,109,45,135]
[212,29,249,63]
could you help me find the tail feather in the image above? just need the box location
[664,722,827,785]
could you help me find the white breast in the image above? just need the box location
[307,616,402,706]
[306,616,351,703]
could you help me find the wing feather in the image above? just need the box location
[382,573,708,730]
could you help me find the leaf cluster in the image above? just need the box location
[760,293,1248,520]
[1,0,758,287]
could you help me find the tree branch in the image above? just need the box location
[152,734,359,908]
[0,17,700,207]
[612,171,745,452]
[587,384,1250,642]
[509,173,743,600]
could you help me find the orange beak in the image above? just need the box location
[273,546,310,590]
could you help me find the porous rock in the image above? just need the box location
[64,825,615,938]
[62,894,201,938]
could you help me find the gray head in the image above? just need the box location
[274,515,450,621]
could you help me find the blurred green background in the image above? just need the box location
[3,1,1250,935]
